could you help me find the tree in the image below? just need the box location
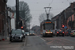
[11,1,32,23]
[39,13,54,23]
[11,1,32,29]
[19,1,32,29]
[19,1,32,23]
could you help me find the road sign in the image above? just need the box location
[64,26,67,28]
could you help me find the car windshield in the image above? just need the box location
[25,32,29,34]
[30,31,34,33]
[12,30,22,34]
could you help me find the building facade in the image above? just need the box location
[52,2,75,30]
[0,0,8,40]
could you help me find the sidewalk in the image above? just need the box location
[0,38,23,50]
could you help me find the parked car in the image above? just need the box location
[56,29,64,36]
[70,30,75,37]
[25,32,29,36]
[30,30,35,36]
[9,29,25,42]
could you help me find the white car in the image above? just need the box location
[25,32,29,36]
[30,30,35,36]
[70,30,75,37]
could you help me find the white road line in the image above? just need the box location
[40,38,46,42]
[36,36,46,42]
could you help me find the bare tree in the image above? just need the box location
[19,1,32,23]
[11,1,32,23]
[39,13,54,23]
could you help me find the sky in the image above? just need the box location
[7,0,75,28]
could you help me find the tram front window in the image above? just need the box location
[45,23,53,30]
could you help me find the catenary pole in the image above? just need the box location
[16,0,19,29]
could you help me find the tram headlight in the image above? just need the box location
[46,32,50,33]
[50,32,53,33]
[46,32,53,34]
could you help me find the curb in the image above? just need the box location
[0,37,9,41]
[0,39,5,41]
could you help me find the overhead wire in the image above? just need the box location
[49,0,54,6]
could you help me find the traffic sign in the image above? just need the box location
[64,26,67,28]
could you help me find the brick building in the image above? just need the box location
[0,0,8,40]
[52,2,75,30]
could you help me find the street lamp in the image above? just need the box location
[44,7,51,20]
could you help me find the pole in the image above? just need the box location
[16,0,19,29]
[47,14,49,20]
[29,22,30,34]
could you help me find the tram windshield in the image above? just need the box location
[43,23,54,30]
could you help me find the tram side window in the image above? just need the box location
[43,24,45,30]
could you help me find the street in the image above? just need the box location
[42,36,75,50]
[0,0,75,50]
[24,36,75,50]
[0,35,75,50]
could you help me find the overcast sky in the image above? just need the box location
[7,0,75,28]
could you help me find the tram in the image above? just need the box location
[40,19,54,37]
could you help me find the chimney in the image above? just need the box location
[70,3,74,9]
[70,2,75,9]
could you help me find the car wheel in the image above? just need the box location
[21,39,23,42]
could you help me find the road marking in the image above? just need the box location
[40,38,46,42]
[47,40,53,44]
[36,36,46,42]
[50,46,64,50]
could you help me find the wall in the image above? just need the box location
[67,14,74,29]
[0,0,6,40]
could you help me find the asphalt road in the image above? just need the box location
[0,36,75,50]
[42,36,75,50]
[23,36,64,50]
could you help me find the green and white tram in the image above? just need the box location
[40,19,54,37]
